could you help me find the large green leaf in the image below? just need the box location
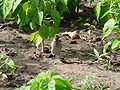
[55,78,72,90]
[103,18,116,39]
[12,0,22,12]
[94,2,101,21]
[34,11,43,26]
[50,10,61,26]
[30,31,39,41]
[103,41,112,54]
[2,0,15,18]
[22,1,30,12]
[111,38,120,50]
[100,10,110,19]
[34,34,43,48]
[49,26,59,38]
[28,80,38,89]
[31,0,39,8]
[19,15,30,29]
[39,24,49,39]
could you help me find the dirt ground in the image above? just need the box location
[0,18,120,90]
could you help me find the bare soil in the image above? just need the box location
[0,19,120,90]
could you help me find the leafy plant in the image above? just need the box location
[102,61,113,70]
[20,70,116,90]
[77,17,83,22]
[84,23,96,39]
[79,73,116,90]
[69,73,116,90]
[56,0,81,19]
[20,70,73,90]
[94,0,120,52]
[90,48,108,64]
[0,53,16,78]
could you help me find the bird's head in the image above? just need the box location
[54,34,61,40]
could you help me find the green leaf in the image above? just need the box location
[94,2,101,21]
[5,58,16,72]
[100,10,110,19]
[49,26,59,38]
[52,75,64,80]
[100,53,108,57]
[29,80,38,89]
[90,25,95,28]
[60,0,68,6]
[30,31,39,42]
[103,19,116,39]
[50,10,61,26]
[31,0,39,8]
[2,73,7,78]
[41,81,49,90]
[111,38,120,50]
[84,23,90,26]
[37,11,43,26]
[0,53,4,59]
[22,1,30,12]
[34,11,43,26]
[29,20,36,30]
[2,0,15,18]
[34,35,43,48]
[103,41,111,54]
[20,85,31,90]
[48,80,56,90]
[93,48,99,57]
[12,0,22,12]
[51,0,55,3]
[39,24,49,39]
[55,79,72,90]
[35,72,46,83]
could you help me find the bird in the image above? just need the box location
[51,34,62,58]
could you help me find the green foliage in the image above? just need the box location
[0,53,16,78]
[90,48,108,64]
[102,61,113,70]
[94,0,120,52]
[102,18,116,39]
[79,73,115,90]
[56,0,81,19]
[84,23,96,39]
[20,70,72,90]
[20,70,116,90]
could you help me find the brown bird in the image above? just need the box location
[51,34,62,58]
